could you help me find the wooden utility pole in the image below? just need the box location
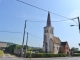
[70,17,80,33]
[25,32,28,58]
[77,17,80,33]
[21,20,27,57]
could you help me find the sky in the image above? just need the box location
[0,0,80,49]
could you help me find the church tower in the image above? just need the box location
[43,12,54,53]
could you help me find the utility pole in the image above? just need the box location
[70,17,80,33]
[77,17,80,33]
[21,20,27,57]
[25,32,28,58]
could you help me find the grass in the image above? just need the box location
[0,50,3,57]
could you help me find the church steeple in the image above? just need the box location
[47,11,51,27]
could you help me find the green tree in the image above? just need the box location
[71,47,79,52]
[5,44,22,54]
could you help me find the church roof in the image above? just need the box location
[53,36,61,44]
[46,11,51,27]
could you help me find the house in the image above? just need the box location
[43,12,70,54]
[59,41,70,54]
[0,43,7,50]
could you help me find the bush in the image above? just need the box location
[74,51,80,53]
[0,50,3,57]
[73,53,80,56]
[26,53,67,58]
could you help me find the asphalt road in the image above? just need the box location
[0,57,80,60]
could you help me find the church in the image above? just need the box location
[43,12,70,54]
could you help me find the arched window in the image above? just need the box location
[46,30,48,33]
[44,35,46,38]
[45,42,48,53]
[57,47,58,50]
[50,38,52,40]
[45,30,48,33]
[44,35,46,41]
[50,29,53,34]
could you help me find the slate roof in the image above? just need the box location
[47,11,51,27]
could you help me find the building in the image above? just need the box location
[0,43,7,50]
[43,12,70,54]
[59,41,70,54]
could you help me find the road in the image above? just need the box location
[0,57,80,60]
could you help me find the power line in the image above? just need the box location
[16,0,68,19]
[28,20,71,22]
[0,30,42,40]
[72,20,78,24]
[17,0,77,23]
[0,30,23,34]
[28,33,42,39]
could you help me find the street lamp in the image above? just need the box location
[70,17,80,33]
[70,25,78,27]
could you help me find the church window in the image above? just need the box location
[45,30,46,33]
[46,30,48,33]
[57,47,58,50]
[44,35,46,38]
[45,30,48,33]
[52,30,53,33]
[50,38,52,40]
[50,29,53,33]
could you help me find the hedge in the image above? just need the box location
[74,51,80,53]
[26,53,67,58]
[73,53,80,56]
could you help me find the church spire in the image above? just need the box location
[47,11,51,27]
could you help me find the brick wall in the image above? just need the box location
[59,42,70,54]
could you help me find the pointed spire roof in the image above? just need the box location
[46,11,51,27]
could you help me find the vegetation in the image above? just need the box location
[26,53,67,58]
[6,44,80,57]
[71,47,79,52]
[5,44,43,54]
[0,50,3,57]
[73,53,80,56]
[5,44,22,54]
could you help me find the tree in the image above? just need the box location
[71,47,79,52]
[5,44,22,54]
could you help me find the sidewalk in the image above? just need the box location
[2,53,17,58]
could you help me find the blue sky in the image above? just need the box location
[0,0,80,49]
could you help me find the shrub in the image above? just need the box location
[73,53,80,56]
[26,53,67,58]
[0,50,3,57]
[74,51,80,53]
